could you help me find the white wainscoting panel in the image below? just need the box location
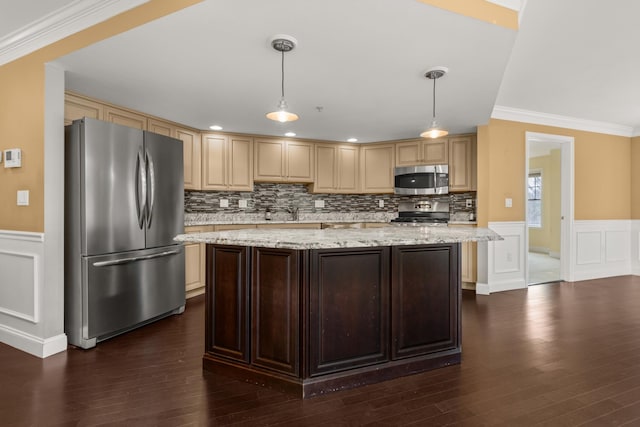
[476,221,527,294]
[0,230,66,357]
[0,231,42,324]
[0,250,38,322]
[576,231,602,265]
[572,220,631,281]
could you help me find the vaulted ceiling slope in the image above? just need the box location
[3,0,638,140]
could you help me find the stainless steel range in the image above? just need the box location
[390,200,450,224]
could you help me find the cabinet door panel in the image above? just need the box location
[64,94,103,125]
[202,134,228,190]
[104,106,147,130]
[391,245,459,359]
[251,248,300,376]
[449,137,472,191]
[177,128,201,190]
[228,136,253,191]
[423,139,448,164]
[206,245,250,363]
[255,139,285,181]
[147,118,173,136]
[338,146,359,192]
[286,141,314,182]
[360,144,394,193]
[395,140,422,166]
[314,145,337,191]
[309,247,389,376]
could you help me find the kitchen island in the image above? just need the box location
[175,226,501,398]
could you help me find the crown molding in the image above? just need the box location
[0,0,150,67]
[491,105,634,138]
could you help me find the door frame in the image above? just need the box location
[524,132,575,284]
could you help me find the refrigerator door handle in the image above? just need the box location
[146,149,156,228]
[136,150,147,229]
[92,249,181,267]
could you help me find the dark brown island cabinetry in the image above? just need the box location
[204,243,460,398]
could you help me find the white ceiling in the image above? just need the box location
[3,0,639,141]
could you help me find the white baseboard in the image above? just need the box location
[0,323,66,358]
[475,282,490,295]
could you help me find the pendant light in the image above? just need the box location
[266,35,299,123]
[420,66,449,139]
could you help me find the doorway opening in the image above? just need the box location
[525,132,574,285]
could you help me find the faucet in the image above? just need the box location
[287,206,299,221]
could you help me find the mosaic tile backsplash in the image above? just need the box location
[185,183,476,219]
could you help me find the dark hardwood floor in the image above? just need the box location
[3,276,640,426]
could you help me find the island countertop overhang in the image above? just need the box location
[174,225,502,250]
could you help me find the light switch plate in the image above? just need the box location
[219,199,229,208]
[314,200,325,208]
[238,199,248,208]
[466,199,473,208]
[505,198,512,208]
[17,190,29,206]
[378,200,384,208]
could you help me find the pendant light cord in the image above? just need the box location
[281,50,285,98]
[432,76,436,119]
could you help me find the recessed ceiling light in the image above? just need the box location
[209,125,223,131]
[347,138,358,143]
[285,132,296,137]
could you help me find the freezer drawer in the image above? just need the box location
[79,246,185,345]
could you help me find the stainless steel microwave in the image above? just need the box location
[394,164,449,195]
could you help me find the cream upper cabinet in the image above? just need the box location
[448,135,476,192]
[311,143,359,193]
[177,127,202,191]
[254,138,314,183]
[395,138,448,166]
[147,118,202,191]
[147,118,173,136]
[202,133,253,191]
[360,143,395,193]
[104,106,147,130]
[64,93,104,125]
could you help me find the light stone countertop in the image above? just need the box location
[184,212,397,226]
[175,225,502,250]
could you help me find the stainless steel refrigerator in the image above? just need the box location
[65,117,185,349]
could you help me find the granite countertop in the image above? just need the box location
[175,225,502,250]
[184,213,478,227]
[184,212,397,226]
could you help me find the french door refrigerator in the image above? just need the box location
[65,117,185,349]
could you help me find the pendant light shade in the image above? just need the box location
[266,35,299,123]
[420,67,448,139]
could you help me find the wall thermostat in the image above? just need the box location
[4,149,21,168]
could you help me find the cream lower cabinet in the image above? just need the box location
[254,138,314,183]
[202,134,253,191]
[312,143,359,193]
[395,138,448,166]
[448,135,476,192]
[184,225,214,299]
[461,241,477,285]
[448,224,477,288]
[360,143,395,193]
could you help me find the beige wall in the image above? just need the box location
[477,119,631,226]
[0,0,203,232]
[528,150,561,253]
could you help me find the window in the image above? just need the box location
[528,172,542,227]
